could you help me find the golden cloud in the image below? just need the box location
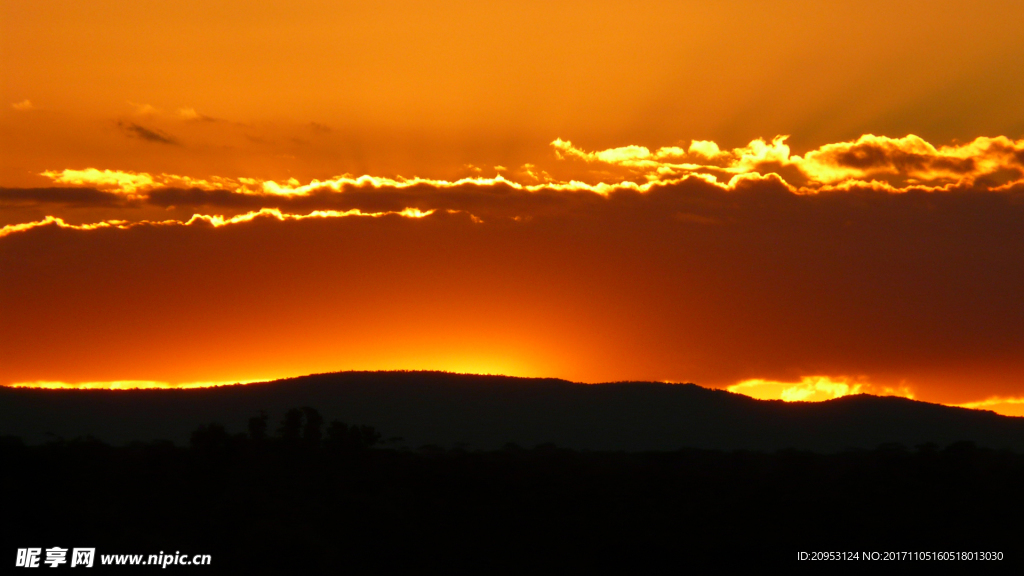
[728,376,915,403]
[0,207,436,238]
[30,134,1024,213]
[954,396,1024,418]
[40,168,157,196]
[552,134,1024,192]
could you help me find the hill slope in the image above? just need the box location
[2,371,1021,451]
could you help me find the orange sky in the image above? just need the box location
[3,1,1024,413]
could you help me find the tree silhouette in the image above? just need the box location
[355,424,381,449]
[248,410,269,442]
[326,420,380,451]
[326,420,350,450]
[278,408,303,443]
[301,407,323,446]
[190,422,229,451]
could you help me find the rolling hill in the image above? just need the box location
[3,371,1022,451]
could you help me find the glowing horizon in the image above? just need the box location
[7,373,1024,418]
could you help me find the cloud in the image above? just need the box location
[0,207,434,238]
[12,131,1024,227]
[954,396,1024,417]
[11,99,34,111]
[0,216,126,238]
[552,134,1024,192]
[728,376,915,403]
[128,102,160,116]
[40,168,156,196]
[799,135,1024,186]
[178,107,219,122]
[32,169,248,202]
[117,121,179,145]
[0,187,126,207]
[28,134,1024,211]
[36,167,649,201]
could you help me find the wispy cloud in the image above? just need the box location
[178,107,219,122]
[128,102,160,116]
[11,99,34,111]
[0,187,126,207]
[0,207,435,238]
[116,121,180,145]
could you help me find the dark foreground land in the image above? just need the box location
[5,411,1023,573]
[5,372,1024,571]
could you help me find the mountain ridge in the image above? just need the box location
[2,370,1020,451]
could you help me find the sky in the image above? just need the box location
[3,1,1024,414]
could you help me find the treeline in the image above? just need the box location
[5,410,1024,572]
[189,406,382,453]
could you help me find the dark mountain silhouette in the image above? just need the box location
[2,371,1021,451]
[7,374,1024,571]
